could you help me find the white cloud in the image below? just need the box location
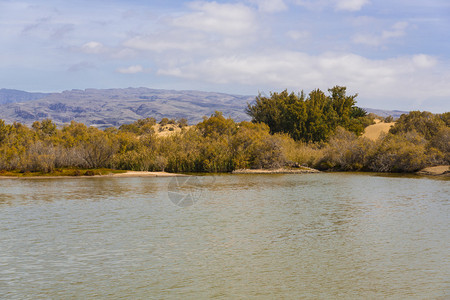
[123,1,258,54]
[353,21,408,46]
[412,54,437,68]
[381,21,408,39]
[335,0,370,11]
[173,1,257,36]
[292,0,369,11]
[352,34,379,46]
[248,0,288,12]
[117,65,144,74]
[81,41,105,54]
[124,34,205,52]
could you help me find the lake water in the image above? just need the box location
[0,173,448,299]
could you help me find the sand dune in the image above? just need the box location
[363,119,395,140]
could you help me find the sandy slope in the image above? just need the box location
[363,119,395,140]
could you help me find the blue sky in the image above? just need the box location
[1,0,449,112]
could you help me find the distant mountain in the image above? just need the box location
[0,88,253,128]
[364,108,407,119]
[0,89,50,104]
[0,87,409,128]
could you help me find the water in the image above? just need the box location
[0,173,448,299]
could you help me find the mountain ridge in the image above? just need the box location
[0,87,408,128]
[0,89,51,104]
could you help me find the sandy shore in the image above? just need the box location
[416,165,450,176]
[232,167,320,174]
[0,171,187,179]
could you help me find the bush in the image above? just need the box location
[178,118,188,128]
[429,127,450,164]
[384,116,394,123]
[369,131,429,172]
[251,135,286,169]
[159,118,169,126]
[390,111,446,140]
[317,127,374,170]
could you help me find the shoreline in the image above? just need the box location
[0,171,187,179]
[1,165,448,179]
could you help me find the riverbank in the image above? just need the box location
[1,166,448,179]
[0,170,187,179]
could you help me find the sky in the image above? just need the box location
[0,0,449,112]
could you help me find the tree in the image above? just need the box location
[246,86,366,142]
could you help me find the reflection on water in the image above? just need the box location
[0,174,449,299]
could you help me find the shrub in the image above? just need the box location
[429,127,450,164]
[369,131,429,172]
[159,118,169,126]
[317,127,374,170]
[384,116,394,123]
[390,111,446,140]
[178,118,188,128]
[251,135,286,169]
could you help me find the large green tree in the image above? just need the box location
[246,86,367,142]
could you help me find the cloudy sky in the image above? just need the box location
[1,0,449,111]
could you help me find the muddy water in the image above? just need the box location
[0,173,448,299]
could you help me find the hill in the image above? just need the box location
[363,108,406,119]
[0,89,50,104]
[0,88,253,128]
[0,88,407,128]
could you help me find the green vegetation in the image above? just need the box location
[0,88,448,175]
[246,86,373,142]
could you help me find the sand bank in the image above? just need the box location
[416,166,450,176]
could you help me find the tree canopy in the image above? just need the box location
[246,86,371,142]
